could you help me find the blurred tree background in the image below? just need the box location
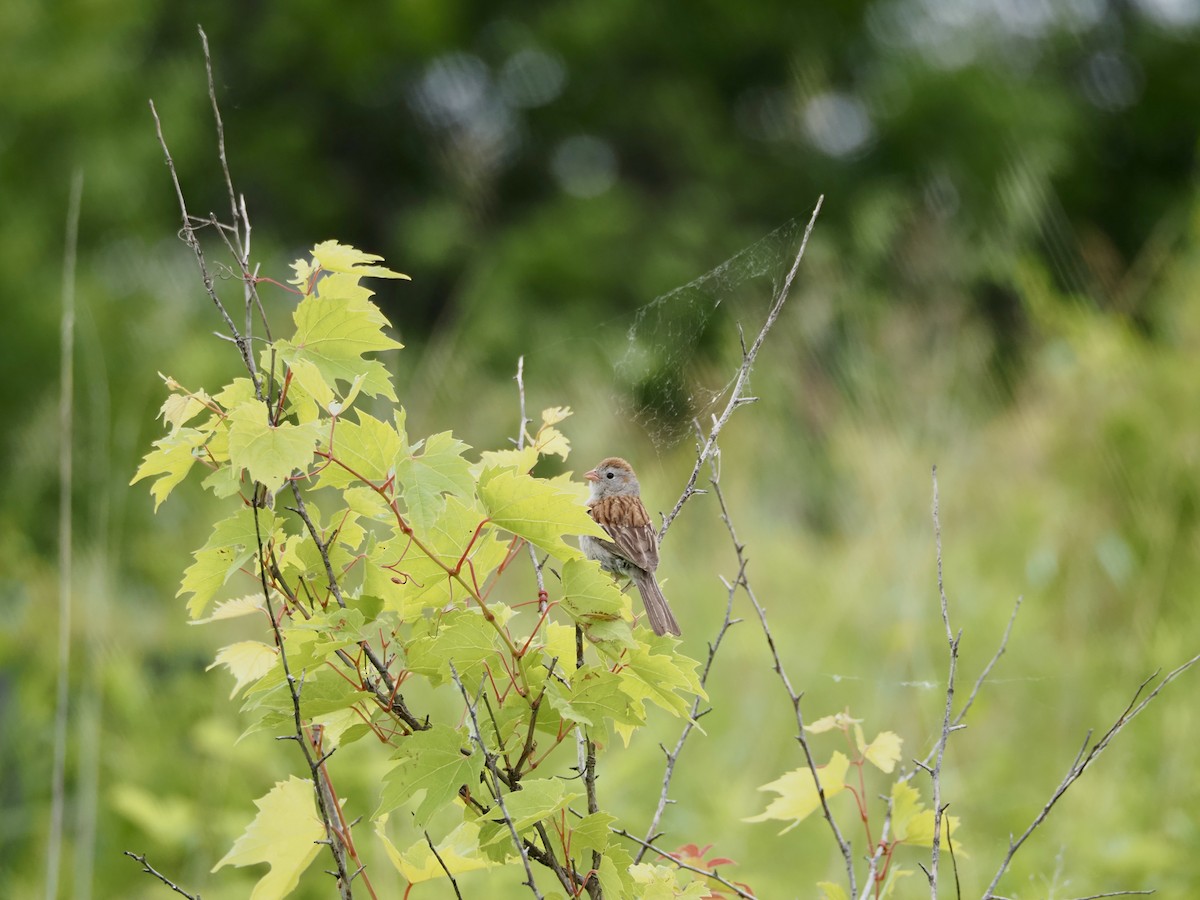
[3,0,1200,896]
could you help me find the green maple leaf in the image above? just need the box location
[212,776,326,899]
[315,409,404,490]
[362,496,508,616]
[226,401,320,493]
[179,508,278,618]
[405,611,501,687]
[479,469,608,561]
[478,778,580,847]
[571,811,617,858]
[560,558,638,655]
[597,843,636,899]
[397,431,475,534]
[275,274,403,400]
[618,642,706,718]
[130,427,208,510]
[376,724,482,826]
[547,666,644,735]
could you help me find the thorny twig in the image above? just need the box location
[123,851,201,900]
[633,201,822,874]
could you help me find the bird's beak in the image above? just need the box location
[584,469,599,482]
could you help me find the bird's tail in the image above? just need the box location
[633,571,681,636]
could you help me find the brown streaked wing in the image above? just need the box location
[590,495,659,572]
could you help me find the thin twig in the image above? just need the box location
[928,466,960,897]
[199,26,240,239]
[711,463,857,895]
[252,506,355,898]
[982,656,1200,899]
[123,851,202,899]
[47,168,84,900]
[451,664,545,899]
[658,195,823,542]
[514,357,550,612]
[148,99,260,395]
[953,595,1021,729]
[424,831,465,900]
[636,439,741,861]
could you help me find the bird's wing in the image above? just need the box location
[590,495,660,572]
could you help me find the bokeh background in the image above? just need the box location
[4,0,1200,896]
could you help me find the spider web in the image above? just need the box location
[614,216,809,449]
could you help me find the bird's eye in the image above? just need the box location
[606,472,614,479]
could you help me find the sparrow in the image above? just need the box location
[580,457,681,636]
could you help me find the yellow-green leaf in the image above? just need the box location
[275,280,403,400]
[473,446,539,478]
[406,611,501,687]
[890,781,962,849]
[311,240,411,280]
[227,402,320,493]
[818,882,850,900]
[397,430,475,533]
[212,776,326,900]
[159,384,214,433]
[618,641,705,718]
[745,752,850,834]
[188,594,267,625]
[208,641,278,699]
[376,724,482,826]
[571,811,617,858]
[376,819,501,883]
[860,729,903,774]
[178,508,278,618]
[480,469,608,561]
[807,711,860,734]
[316,410,404,490]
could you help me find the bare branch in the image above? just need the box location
[659,195,823,541]
[636,438,741,861]
[451,664,545,899]
[198,26,240,239]
[928,465,959,897]
[424,831,465,900]
[982,653,1200,899]
[123,851,202,899]
[148,98,260,395]
[710,459,857,895]
[953,595,1022,729]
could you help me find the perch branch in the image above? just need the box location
[659,195,823,542]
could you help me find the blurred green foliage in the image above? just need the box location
[2,0,1199,896]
